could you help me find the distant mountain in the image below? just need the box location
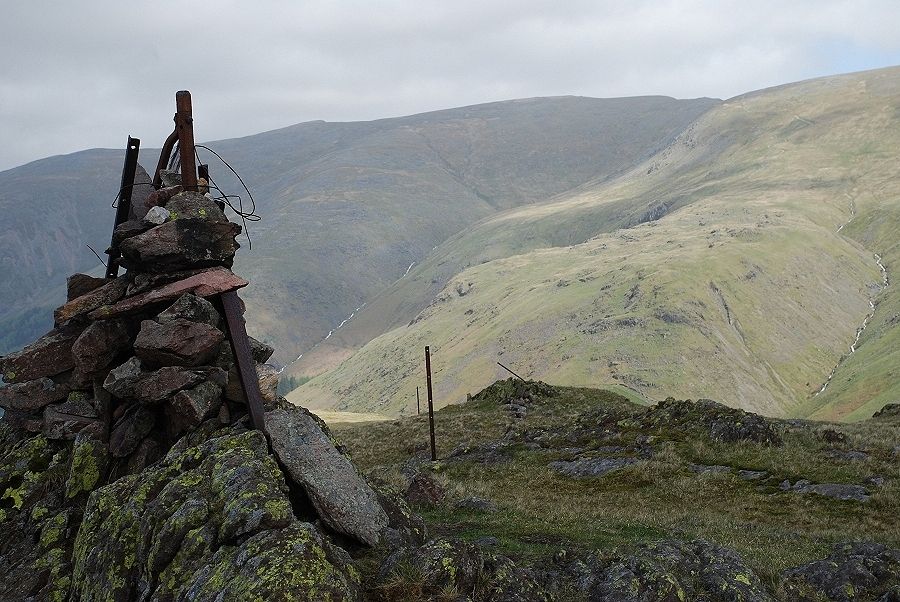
[0,95,718,363]
[288,66,900,421]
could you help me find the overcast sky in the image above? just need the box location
[2,0,899,171]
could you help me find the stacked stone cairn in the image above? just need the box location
[0,177,421,599]
[0,185,274,465]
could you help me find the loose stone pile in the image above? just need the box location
[0,178,425,600]
[0,187,276,470]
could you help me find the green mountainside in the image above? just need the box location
[0,96,717,364]
[289,66,900,421]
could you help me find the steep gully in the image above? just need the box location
[816,196,890,395]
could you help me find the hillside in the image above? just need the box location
[0,96,717,364]
[336,379,900,600]
[289,66,900,420]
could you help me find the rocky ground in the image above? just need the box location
[334,380,900,601]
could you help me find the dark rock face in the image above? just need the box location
[0,325,81,383]
[873,403,900,420]
[583,539,774,601]
[134,366,223,405]
[103,356,145,398]
[71,319,130,374]
[266,407,389,546]
[781,542,900,601]
[70,429,361,601]
[642,397,783,445]
[0,377,71,411]
[134,318,224,367]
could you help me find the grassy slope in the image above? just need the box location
[290,66,900,420]
[0,97,716,363]
[335,383,900,587]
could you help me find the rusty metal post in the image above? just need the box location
[175,90,198,191]
[152,129,178,189]
[425,346,436,460]
[221,291,267,433]
[106,136,141,278]
[416,386,420,415]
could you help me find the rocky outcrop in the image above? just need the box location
[266,406,389,546]
[780,542,900,601]
[641,397,783,445]
[563,539,774,601]
[71,428,360,601]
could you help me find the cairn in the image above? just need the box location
[0,179,278,471]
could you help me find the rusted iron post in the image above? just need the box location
[106,136,141,278]
[416,386,420,415]
[152,129,178,189]
[497,361,526,381]
[175,90,198,191]
[425,346,436,460]
[221,291,267,433]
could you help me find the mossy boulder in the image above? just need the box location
[641,398,782,445]
[780,542,900,601]
[70,427,360,601]
[583,539,773,601]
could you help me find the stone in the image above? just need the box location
[378,537,552,600]
[738,469,768,480]
[66,273,107,301]
[249,336,275,364]
[873,403,900,420]
[165,191,228,223]
[583,539,774,601]
[0,326,81,383]
[91,267,247,319]
[455,496,498,512]
[71,319,130,374]
[2,410,44,433]
[119,218,241,273]
[109,405,156,457]
[134,318,224,367]
[126,437,162,474]
[43,398,100,440]
[103,357,145,398]
[169,381,224,431]
[265,406,389,546]
[225,362,278,404]
[127,163,154,221]
[447,441,513,464]
[111,219,151,245]
[641,397,782,446]
[0,377,70,412]
[70,429,360,601]
[53,276,128,324]
[781,542,900,601]
[689,463,732,475]
[143,205,171,225]
[65,431,110,499]
[134,366,225,405]
[550,456,640,478]
[126,268,209,296]
[404,473,445,506]
[146,183,182,207]
[793,481,871,502]
[157,293,221,328]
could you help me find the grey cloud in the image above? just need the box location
[2,0,899,170]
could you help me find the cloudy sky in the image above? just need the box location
[2,0,899,171]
